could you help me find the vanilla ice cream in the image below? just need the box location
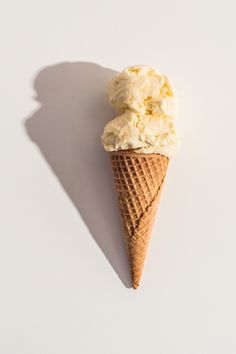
[101,65,180,157]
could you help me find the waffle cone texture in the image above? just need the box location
[110,150,169,289]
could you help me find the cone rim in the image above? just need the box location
[109,149,168,159]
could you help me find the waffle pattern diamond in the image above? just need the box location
[110,150,169,289]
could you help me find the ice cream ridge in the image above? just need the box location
[101,65,179,289]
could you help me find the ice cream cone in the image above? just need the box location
[110,150,169,289]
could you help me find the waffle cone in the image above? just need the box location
[110,150,169,289]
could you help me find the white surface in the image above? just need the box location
[1,0,236,353]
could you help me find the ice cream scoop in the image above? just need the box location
[101,65,179,157]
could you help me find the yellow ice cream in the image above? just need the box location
[101,65,179,157]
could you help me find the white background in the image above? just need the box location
[1,0,236,353]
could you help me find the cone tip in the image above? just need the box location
[132,282,139,289]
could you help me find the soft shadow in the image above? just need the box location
[24,61,131,288]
